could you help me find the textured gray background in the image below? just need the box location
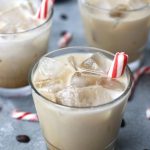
[0,0,150,149]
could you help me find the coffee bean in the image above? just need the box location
[60,30,67,36]
[60,14,68,20]
[121,119,126,128]
[16,135,30,143]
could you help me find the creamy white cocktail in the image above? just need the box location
[0,0,52,90]
[79,0,150,70]
[30,47,132,150]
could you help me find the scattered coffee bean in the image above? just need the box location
[121,119,126,128]
[16,135,30,143]
[60,30,67,36]
[60,14,68,20]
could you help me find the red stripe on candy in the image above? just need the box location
[12,110,39,122]
[36,0,54,20]
[108,52,128,78]
[58,32,73,48]
[18,112,31,120]
[44,0,48,19]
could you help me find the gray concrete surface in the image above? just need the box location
[0,0,150,149]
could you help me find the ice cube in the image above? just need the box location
[35,57,66,81]
[0,22,7,31]
[97,77,125,91]
[80,53,111,73]
[99,1,112,9]
[77,85,112,106]
[70,72,104,87]
[86,0,111,9]
[21,0,37,15]
[107,0,132,8]
[56,85,113,107]
[68,56,78,71]
[56,86,79,106]
[0,0,40,33]
[130,0,148,9]
[109,3,128,18]
[0,1,18,12]
[35,78,63,91]
[37,89,57,103]
[35,79,64,103]
[70,71,125,91]
[80,56,99,70]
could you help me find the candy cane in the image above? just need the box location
[36,0,54,20]
[132,67,150,120]
[129,66,150,100]
[58,32,72,48]
[12,110,38,122]
[108,52,128,78]
[133,66,150,83]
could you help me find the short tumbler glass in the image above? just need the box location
[78,0,150,71]
[0,11,52,97]
[30,47,132,150]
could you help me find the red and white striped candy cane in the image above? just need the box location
[129,66,150,100]
[36,0,54,20]
[133,66,150,83]
[12,110,38,122]
[108,52,128,78]
[58,32,72,48]
[134,68,150,120]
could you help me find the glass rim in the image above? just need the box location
[0,8,53,36]
[29,46,133,110]
[79,0,150,12]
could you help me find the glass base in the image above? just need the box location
[46,139,116,150]
[0,85,31,98]
[128,57,142,72]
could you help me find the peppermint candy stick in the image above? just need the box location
[58,32,72,48]
[129,66,150,100]
[133,66,150,83]
[12,110,38,122]
[134,67,150,120]
[36,0,54,20]
[108,52,128,78]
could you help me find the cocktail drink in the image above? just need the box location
[78,0,150,70]
[30,47,132,150]
[0,0,52,94]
